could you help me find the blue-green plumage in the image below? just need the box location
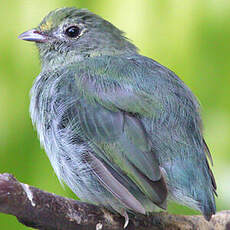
[18,7,216,225]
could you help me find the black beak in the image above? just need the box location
[18,29,48,43]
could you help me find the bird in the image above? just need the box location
[18,7,216,228]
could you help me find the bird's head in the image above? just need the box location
[19,7,137,66]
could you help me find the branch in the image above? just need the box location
[0,173,229,230]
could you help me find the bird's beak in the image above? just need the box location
[18,29,48,43]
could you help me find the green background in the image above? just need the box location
[0,0,229,229]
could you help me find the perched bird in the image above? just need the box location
[18,7,216,227]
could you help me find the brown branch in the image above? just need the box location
[0,173,229,230]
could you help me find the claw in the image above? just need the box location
[122,210,129,228]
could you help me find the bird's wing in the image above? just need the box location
[71,56,168,208]
[77,101,167,206]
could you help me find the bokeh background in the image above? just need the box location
[0,0,230,229]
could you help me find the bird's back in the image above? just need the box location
[133,55,216,220]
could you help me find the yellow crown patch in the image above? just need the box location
[40,20,53,31]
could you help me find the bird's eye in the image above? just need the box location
[65,26,80,38]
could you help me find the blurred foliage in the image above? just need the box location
[0,0,230,229]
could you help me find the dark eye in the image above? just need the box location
[65,26,80,38]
